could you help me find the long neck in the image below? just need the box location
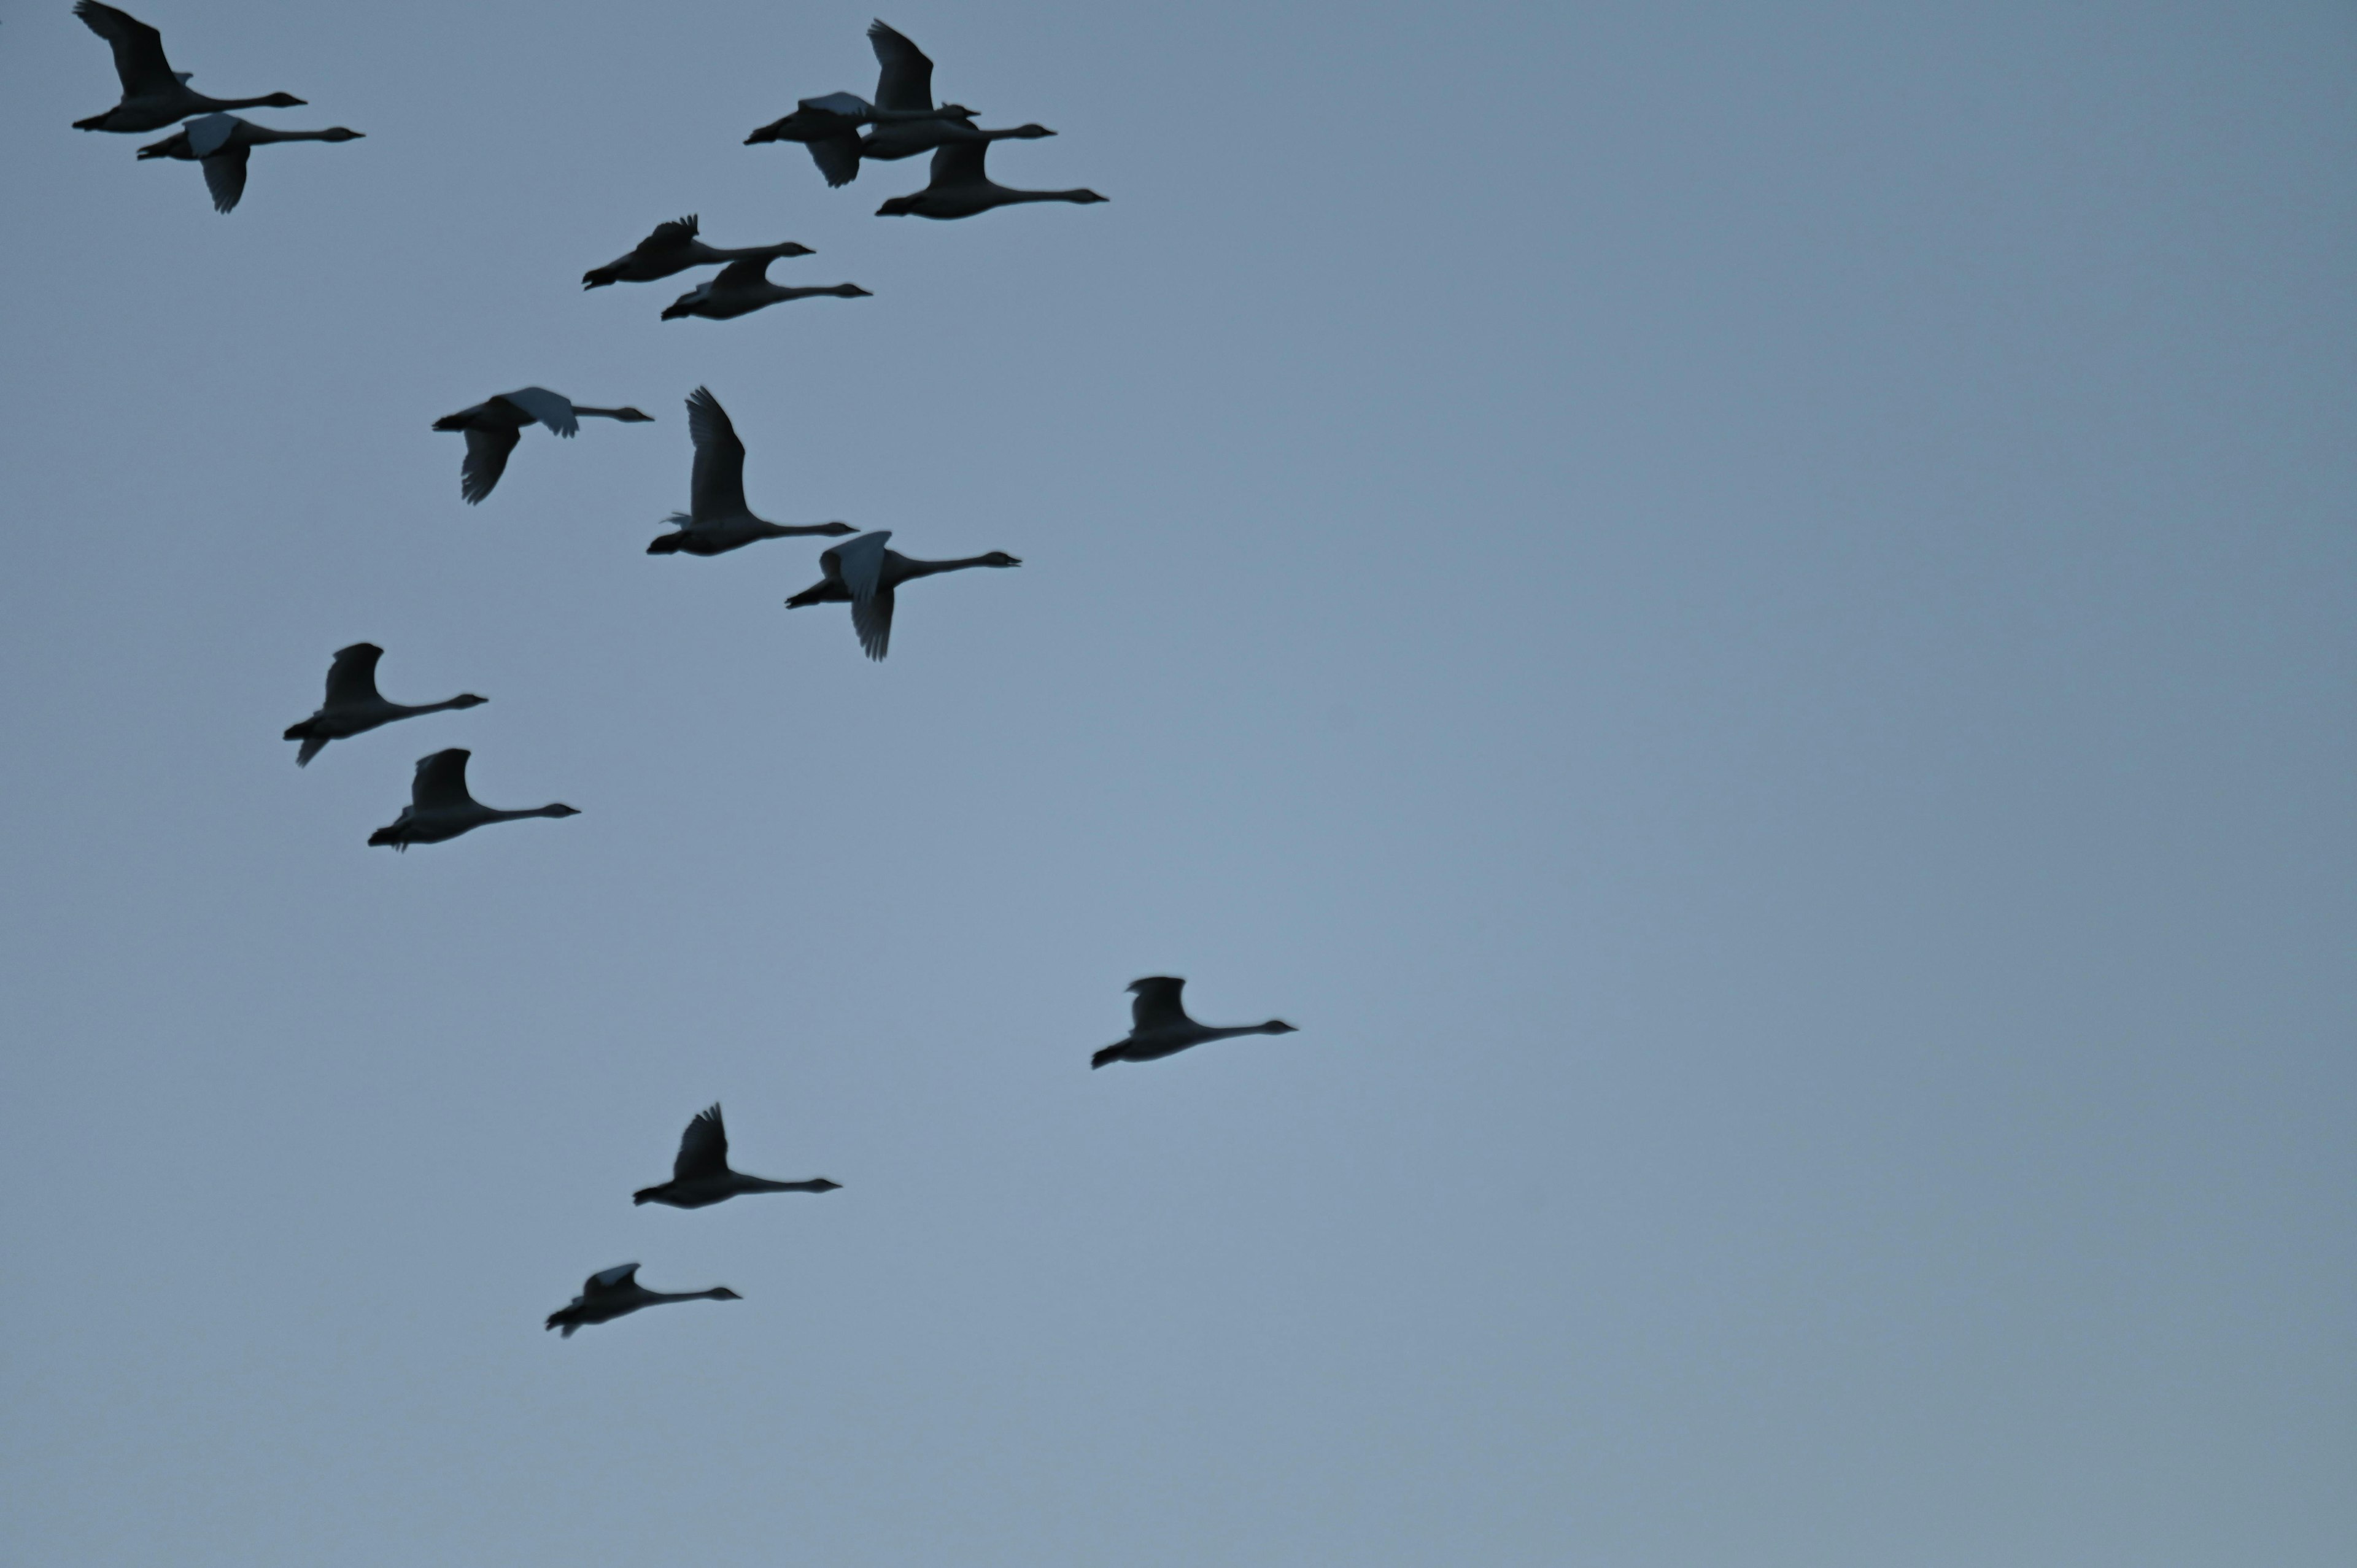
[388,695,478,717]
[738,1176,836,1194]
[571,406,635,420]
[646,1288,734,1304]
[242,126,339,144]
[198,94,292,114]
[896,554,999,581]
[486,804,571,822]
[1005,188,1099,205]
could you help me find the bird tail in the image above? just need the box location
[430,412,469,431]
[295,734,328,767]
[646,533,685,555]
[1091,1045,1124,1069]
[368,826,402,848]
[581,266,619,290]
[631,1187,658,1205]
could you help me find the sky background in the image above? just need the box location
[2,1,2353,1563]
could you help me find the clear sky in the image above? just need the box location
[2,2,2353,1564]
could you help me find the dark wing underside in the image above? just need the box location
[674,1104,730,1183]
[869,20,935,112]
[685,387,750,519]
[323,643,384,708]
[851,585,895,661]
[460,424,521,503]
[807,132,862,188]
[926,138,989,190]
[1129,977,1191,1032]
[201,145,250,214]
[75,1,177,97]
[411,748,474,811]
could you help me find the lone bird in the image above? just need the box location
[582,214,813,289]
[633,1104,842,1209]
[784,530,1021,660]
[876,139,1105,220]
[136,114,362,214]
[544,1264,740,1338]
[648,387,857,555]
[1092,977,1298,1069]
[283,643,485,767]
[660,256,870,322]
[432,387,652,504]
[72,0,306,133]
[368,749,578,851]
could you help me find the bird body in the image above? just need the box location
[582,215,815,289]
[432,387,653,504]
[876,140,1105,220]
[1092,977,1298,1068]
[544,1264,740,1337]
[134,114,362,213]
[784,530,1021,660]
[633,1104,841,1209]
[646,388,857,556]
[660,257,871,322]
[368,748,578,850]
[283,643,485,766]
[746,22,1031,187]
[72,1,306,133]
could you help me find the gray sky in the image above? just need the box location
[3,1,2353,1563]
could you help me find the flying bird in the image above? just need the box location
[135,114,361,214]
[432,387,653,504]
[72,0,306,133]
[544,1264,740,1338]
[1091,977,1299,1069]
[876,139,1105,220]
[367,749,578,851]
[581,214,814,289]
[743,88,978,174]
[758,23,1055,187]
[647,387,856,555]
[783,530,1021,660]
[659,256,870,322]
[282,643,485,767]
[633,1104,842,1209]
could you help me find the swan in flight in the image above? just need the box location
[582,214,814,290]
[648,387,857,555]
[545,1264,740,1338]
[753,23,1054,187]
[876,139,1105,220]
[783,530,1020,661]
[283,643,485,767]
[72,1,306,133]
[660,256,870,322]
[368,749,578,851]
[135,114,361,214]
[432,387,653,504]
[633,1104,842,1209]
[1091,977,1298,1069]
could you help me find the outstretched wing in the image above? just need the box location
[185,113,240,158]
[640,214,699,252]
[200,145,250,214]
[499,387,579,437]
[75,1,178,97]
[869,20,935,112]
[674,1104,730,1183]
[799,91,872,118]
[323,643,384,707]
[685,387,749,520]
[832,530,891,604]
[459,423,521,503]
[927,138,989,190]
[807,131,862,188]
[411,748,474,811]
[852,585,896,661]
[1129,976,1191,1032]
[584,1262,640,1296]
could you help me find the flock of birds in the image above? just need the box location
[76,2,1296,1337]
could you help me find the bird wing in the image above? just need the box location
[868,20,935,112]
[685,387,749,520]
[674,1104,730,1183]
[1129,977,1191,1032]
[807,131,862,188]
[710,255,773,289]
[200,144,250,214]
[832,530,891,603]
[323,643,384,707]
[799,91,873,117]
[499,387,579,437]
[185,112,240,158]
[927,137,989,190]
[641,214,698,252]
[459,424,521,503]
[584,1263,640,1296]
[75,1,178,96]
[852,585,896,661]
[411,748,474,811]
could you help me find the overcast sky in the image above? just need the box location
[2,1,2353,1564]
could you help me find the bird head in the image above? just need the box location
[1069,190,1110,204]
[810,1178,844,1192]
[816,522,858,536]
[450,694,489,709]
[833,284,873,297]
[776,242,817,257]
[612,407,656,422]
[543,804,582,819]
[319,128,365,142]
[980,552,1022,568]
[1263,1020,1299,1034]
[710,1287,744,1301]
[261,93,308,109]
[1010,125,1056,139]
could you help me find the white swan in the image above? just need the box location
[134,114,361,214]
[876,139,1105,220]
[72,1,305,133]
[632,1105,842,1208]
[368,749,578,851]
[545,1264,740,1337]
[1092,977,1298,1068]
[283,643,485,767]
[660,256,870,322]
[648,387,857,555]
[783,530,1021,660]
[431,387,653,504]
[582,214,815,290]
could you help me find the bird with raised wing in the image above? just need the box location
[647,387,857,556]
[544,1264,740,1338]
[431,387,653,505]
[876,139,1105,220]
[135,114,361,214]
[1092,977,1299,1069]
[72,1,306,133]
[283,644,485,767]
[745,88,979,186]
[659,256,870,322]
[633,1104,842,1209]
[581,214,814,289]
[783,530,1021,660]
[368,749,578,851]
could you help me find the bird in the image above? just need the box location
[743,88,978,170]
[581,215,814,290]
[431,387,653,505]
[747,22,1030,186]
[1091,977,1299,1069]
[282,643,485,767]
[367,749,578,851]
[134,114,362,214]
[633,1104,842,1209]
[783,530,1021,660]
[71,1,306,133]
[544,1264,741,1338]
[647,388,857,556]
[659,257,870,322]
[876,139,1106,220]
